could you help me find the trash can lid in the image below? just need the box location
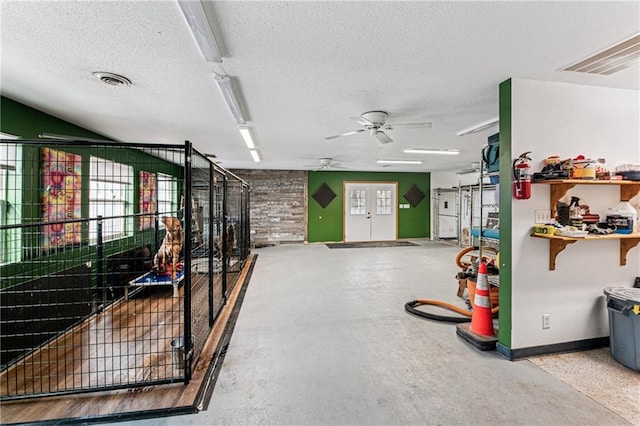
[604,287,640,303]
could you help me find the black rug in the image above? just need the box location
[326,241,419,249]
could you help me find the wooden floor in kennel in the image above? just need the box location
[0,255,257,425]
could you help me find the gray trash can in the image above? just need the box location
[603,287,640,372]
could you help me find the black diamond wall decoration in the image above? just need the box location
[403,184,425,207]
[311,183,337,208]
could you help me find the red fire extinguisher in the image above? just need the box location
[513,152,532,200]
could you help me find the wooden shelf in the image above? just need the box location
[533,179,640,217]
[531,233,640,270]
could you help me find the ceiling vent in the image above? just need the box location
[561,33,640,75]
[92,72,132,86]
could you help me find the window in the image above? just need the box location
[157,173,177,229]
[0,142,21,264]
[89,157,133,243]
[376,189,392,215]
[0,168,9,263]
[350,188,367,215]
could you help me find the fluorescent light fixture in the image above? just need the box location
[377,159,423,165]
[238,127,255,149]
[0,132,19,139]
[38,133,111,142]
[456,117,499,136]
[403,148,459,155]
[215,76,247,124]
[249,149,261,162]
[177,0,222,63]
[561,33,640,75]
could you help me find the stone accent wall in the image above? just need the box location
[231,169,307,246]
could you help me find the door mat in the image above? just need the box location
[326,241,418,249]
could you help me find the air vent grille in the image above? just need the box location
[92,72,132,86]
[561,33,640,75]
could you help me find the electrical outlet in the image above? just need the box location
[542,314,551,329]
[535,209,552,223]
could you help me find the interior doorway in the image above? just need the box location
[434,188,459,242]
[344,182,397,242]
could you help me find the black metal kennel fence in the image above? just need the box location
[0,140,250,400]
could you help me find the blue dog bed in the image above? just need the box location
[126,266,185,300]
[471,227,500,240]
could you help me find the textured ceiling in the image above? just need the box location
[1,1,638,172]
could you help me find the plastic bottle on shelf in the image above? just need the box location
[615,201,638,233]
[568,196,584,229]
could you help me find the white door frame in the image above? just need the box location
[343,181,398,242]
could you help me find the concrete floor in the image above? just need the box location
[123,241,632,425]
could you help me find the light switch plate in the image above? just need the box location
[535,209,552,223]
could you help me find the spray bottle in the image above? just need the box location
[568,196,583,228]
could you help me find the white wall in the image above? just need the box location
[510,78,640,349]
[431,171,479,190]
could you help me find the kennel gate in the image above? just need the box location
[0,140,250,399]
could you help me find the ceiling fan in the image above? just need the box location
[304,158,346,171]
[325,111,432,144]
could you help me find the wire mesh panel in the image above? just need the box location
[470,184,499,251]
[459,186,473,247]
[0,140,251,400]
[211,168,225,320]
[188,151,212,368]
[224,178,244,295]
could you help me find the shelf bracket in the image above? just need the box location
[620,184,640,202]
[550,183,577,217]
[549,238,576,270]
[620,238,640,266]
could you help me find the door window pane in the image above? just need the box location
[376,189,391,215]
[350,189,366,215]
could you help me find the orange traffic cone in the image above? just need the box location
[470,262,495,336]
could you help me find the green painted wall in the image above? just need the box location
[498,79,512,349]
[1,96,109,141]
[307,171,430,242]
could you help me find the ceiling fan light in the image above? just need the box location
[249,149,261,162]
[372,130,393,144]
[177,0,223,63]
[238,127,255,149]
[403,148,459,155]
[456,117,499,136]
[377,159,422,165]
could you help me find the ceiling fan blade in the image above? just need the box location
[372,130,393,144]
[325,129,365,140]
[350,116,375,126]
[385,122,433,129]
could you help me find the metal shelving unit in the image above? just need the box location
[475,157,500,260]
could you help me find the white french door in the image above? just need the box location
[344,182,397,242]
